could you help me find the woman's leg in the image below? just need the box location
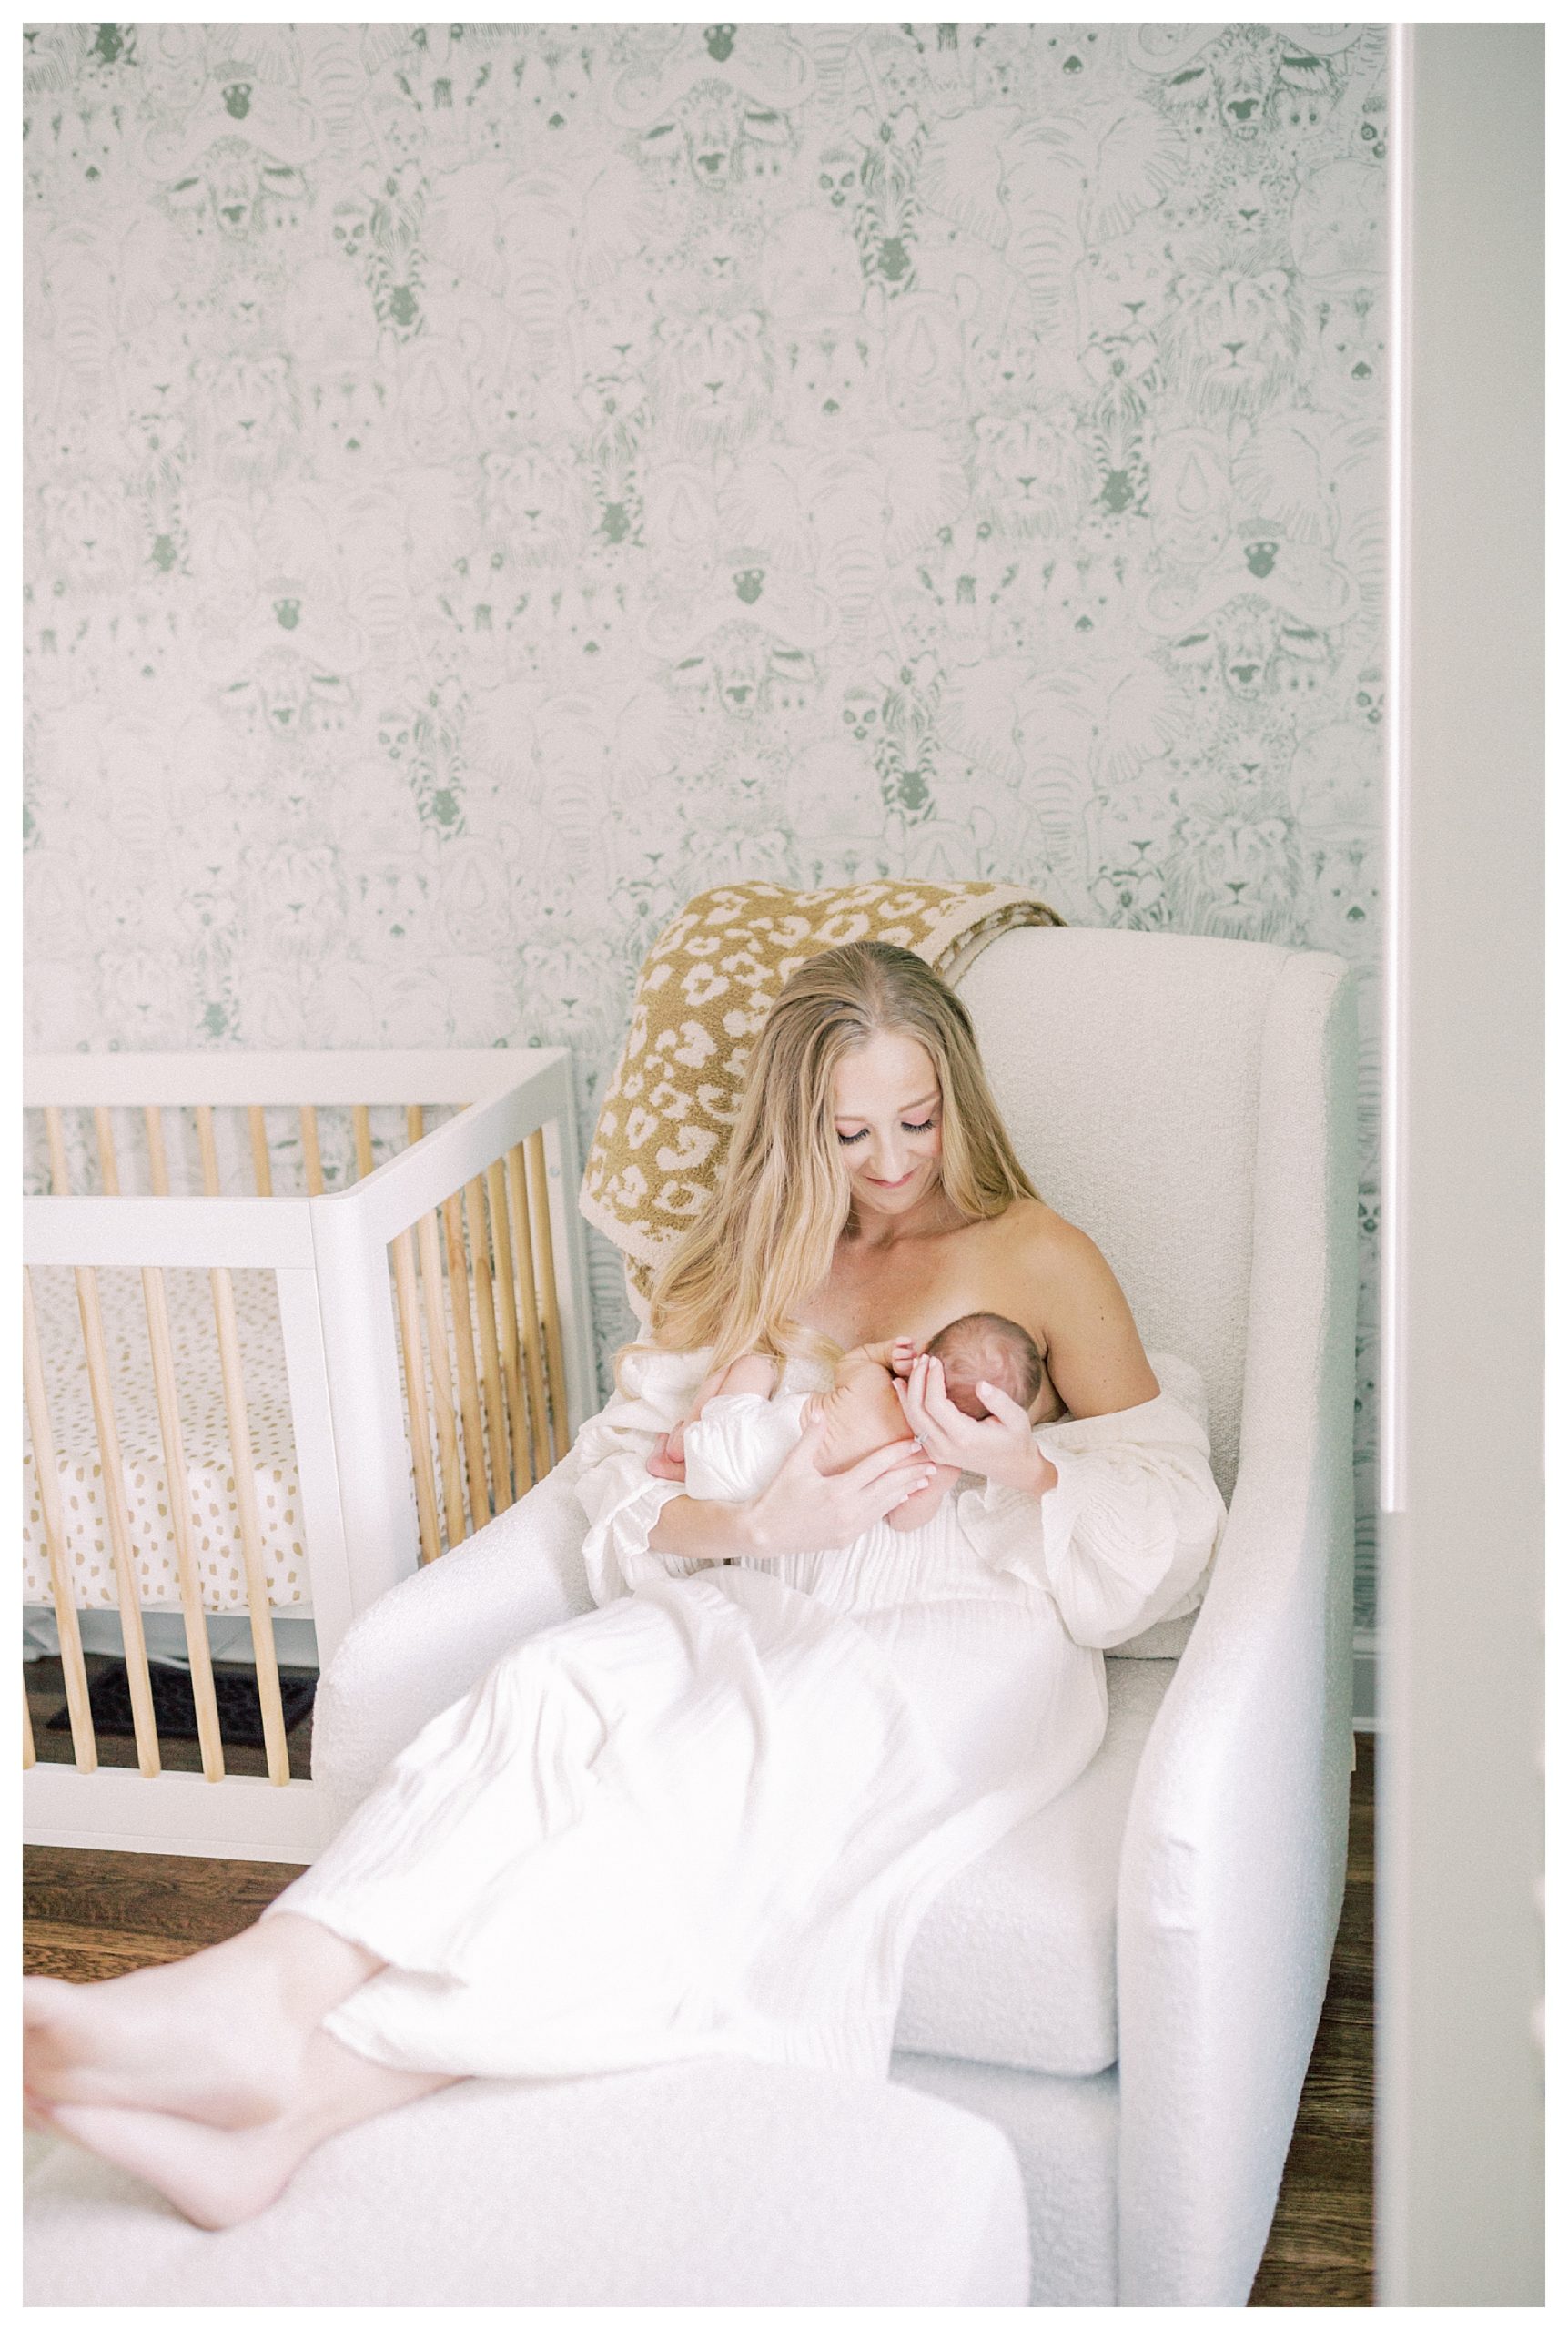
[22,1912,384,2129]
[36,2028,460,2231]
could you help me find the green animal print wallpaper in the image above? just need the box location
[22,22,1388,1627]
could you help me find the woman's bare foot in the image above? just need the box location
[38,2031,459,2230]
[24,1962,302,2131]
[39,2099,309,2230]
[22,1917,381,2128]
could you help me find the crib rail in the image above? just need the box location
[24,1051,546,1109]
[23,1051,594,1848]
[386,1129,569,1565]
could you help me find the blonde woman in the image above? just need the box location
[24,943,1225,2229]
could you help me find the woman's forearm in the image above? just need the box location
[968,1442,1060,1498]
[1024,1447,1059,1497]
[645,1492,762,1561]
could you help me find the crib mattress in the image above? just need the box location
[24,1267,309,1616]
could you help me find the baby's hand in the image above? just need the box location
[851,1335,921,1379]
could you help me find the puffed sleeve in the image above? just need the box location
[682,1392,811,1504]
[956,1354,1227,1650]
[572,1347,717,1606]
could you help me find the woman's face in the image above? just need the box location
[832,1031,945,1220]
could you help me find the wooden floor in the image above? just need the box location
[1249,1735,1375,2305]
[23,1738,1375,2303]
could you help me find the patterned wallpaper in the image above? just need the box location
[22,22,1388,1627]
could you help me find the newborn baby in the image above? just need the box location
[648,1312,1048,1534]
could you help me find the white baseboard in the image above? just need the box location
[24,1764,326,1862]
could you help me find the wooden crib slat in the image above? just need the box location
[144,1106,170,1196]
[506,1145,552,1484]
[22,1271,97,1773]
[73,1265,160,1778]
[195,1105,221,1197]
[406,1103,425,1149]
[352,1104,375,1181]
[298,1105,325,1196]
[485,1159,531,1496]
[23,1689,35,1769]
[391,1230,442,1565]
[248,1107,273,1198]
[416,1208,466,1548]
[442,1195,491,1527]
[142,1268,225,1783]
[526,1130,568,1465]
[93,1107,121,1196]
[464,1177,513,1513]
[44,1107,70,1194]
[209,1268,290,1785]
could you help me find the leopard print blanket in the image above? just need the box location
[580,879,1065,1309]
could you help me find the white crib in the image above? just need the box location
[23,1050,595,1862]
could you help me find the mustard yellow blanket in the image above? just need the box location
[580,879,1065,1306]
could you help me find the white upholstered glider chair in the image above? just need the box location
[28,927,1353,2308]
[298,926,1359,2306]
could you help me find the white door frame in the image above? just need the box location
[1376,23,1544,2306]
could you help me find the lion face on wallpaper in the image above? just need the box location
[1166,794,1301,943]
[36,477,139,594]
[192,351,302,485]
[241,840,346,963]
[970,409,1097,542]
[1073,227,1172,351]
[1163,261,1302,419]
[651,310,772,455]
[480,445,582,562]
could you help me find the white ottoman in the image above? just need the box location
[24,2058,1029,2306]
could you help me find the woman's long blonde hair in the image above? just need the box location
[641,940,1039,1373]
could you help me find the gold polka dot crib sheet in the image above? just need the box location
[23,1266,308,1615]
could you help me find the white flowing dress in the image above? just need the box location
[272,1350,1225,2082]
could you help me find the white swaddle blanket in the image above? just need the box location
[273,1351,1225,2082]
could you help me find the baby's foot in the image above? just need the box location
[885,1464,963,1533]
[646,1433,686,1481]
[42,2097,307,2230]
[23,1948,306,2129]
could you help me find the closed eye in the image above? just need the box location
[836,1117,936,1146]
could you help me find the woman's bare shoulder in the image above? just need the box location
[990,1200,1158,1412]
[988,1197,1099,1276]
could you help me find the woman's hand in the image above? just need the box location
[895,1354,1058,1498]
[743,1416,935,1558]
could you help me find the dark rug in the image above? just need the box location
[47,1660,317,1747]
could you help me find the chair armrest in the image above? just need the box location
[309,1459,595,1832]
[1114,951,1358,2305]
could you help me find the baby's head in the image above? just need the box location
[925,1312,1044,1421]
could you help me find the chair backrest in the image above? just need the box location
[955,927,1333,1504]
